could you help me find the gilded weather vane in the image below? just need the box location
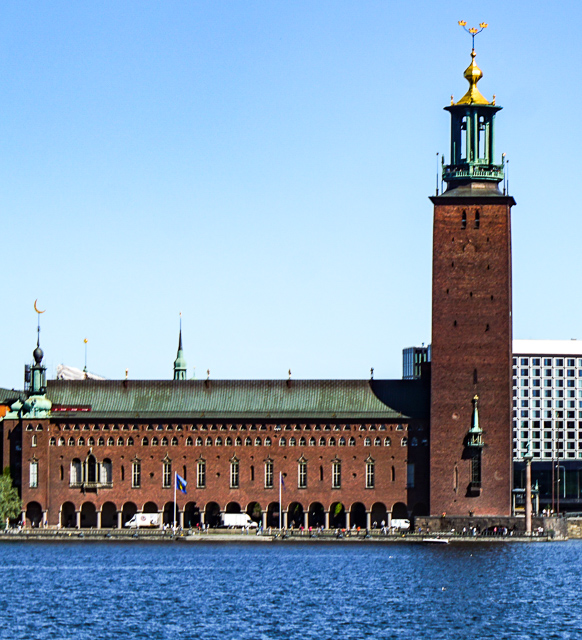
[458,20,488,50]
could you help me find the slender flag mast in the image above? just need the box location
[174,471,177,532]
[279,472,282,531]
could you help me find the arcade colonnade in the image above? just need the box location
[23,499,417,529]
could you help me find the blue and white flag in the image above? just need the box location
[176,473,187,494]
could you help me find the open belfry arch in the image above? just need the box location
[429,23,515,517]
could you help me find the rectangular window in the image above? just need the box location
[29,461,38,488]
[406,463,415,489]
[264,460,273,488]
[366,460,375,488]
[230,459,239,489]
[544,359,552,366]
[197,459,206,488]
[471,455,481,486]
[332,460,341,489]
[298,460,307,489]
[132,461,141,488]
[163,461,172,488]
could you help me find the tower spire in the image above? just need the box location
[441,22,503,191]
[173,313,187,380]
[31,300,47,395]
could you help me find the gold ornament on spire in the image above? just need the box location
[454,21,492,106]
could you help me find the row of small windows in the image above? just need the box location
[31,455,407,491]
[48,422,410,433]
[515,379,582,389]
[514,368,581,378]
[515,398,582,407]
[148,458,386,491]
[513,390,582,399]
[514,358,582,367]
[513,411,582,420]
[47,435,418,448]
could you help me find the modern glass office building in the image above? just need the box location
[512,340,582,462]
[512,340,582,512]
[402,346,430,380]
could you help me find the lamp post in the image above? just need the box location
[524,441,533,536]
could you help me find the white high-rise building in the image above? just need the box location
[513,340,582,462]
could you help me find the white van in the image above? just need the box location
[391,518,411,531]
[125,513,161,528]
[220,513,258,528]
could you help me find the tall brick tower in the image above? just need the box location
[429,34,515,517]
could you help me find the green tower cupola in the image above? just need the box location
[173,315,187,380]
[443,32,504,190]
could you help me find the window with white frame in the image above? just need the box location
[29,461,38,488]
[366,458,375,489]
[332,459,341,489]
[132,460,141,488]
[197,459,206,488]
[265,459,273,488]
[298,458,307,489]
[230,457,239,489]
[163,459,172,488]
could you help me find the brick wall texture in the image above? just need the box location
[430,196,514,516]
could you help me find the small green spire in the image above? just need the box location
[467,395,484,448]
[173,314,187,381]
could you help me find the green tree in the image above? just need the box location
[0,467,21,527]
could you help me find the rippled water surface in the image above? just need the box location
[2,540,582,639]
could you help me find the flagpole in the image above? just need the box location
[279,471,282,531]
[173,471,177,532]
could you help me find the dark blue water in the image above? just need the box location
[1,540,581,639]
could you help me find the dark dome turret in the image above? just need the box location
[33,345,43,365]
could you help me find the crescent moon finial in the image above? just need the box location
[34,299,46,314]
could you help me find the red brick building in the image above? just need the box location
[2,376,429,528]
[0,44,515,527]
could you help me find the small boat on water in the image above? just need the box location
[422,537,449,544]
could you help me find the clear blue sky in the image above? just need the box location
[1,1,579,388]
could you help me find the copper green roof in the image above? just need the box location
[0,388,21,404]
[45,379,427,421]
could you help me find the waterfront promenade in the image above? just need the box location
[0,526,561,543]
